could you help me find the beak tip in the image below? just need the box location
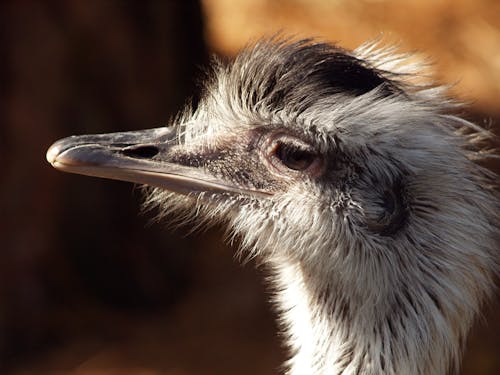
[46,142,61,166]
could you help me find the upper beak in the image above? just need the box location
[46,127,271,198]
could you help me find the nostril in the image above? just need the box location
[121,145,159,159]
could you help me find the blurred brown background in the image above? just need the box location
[1,1,498,374]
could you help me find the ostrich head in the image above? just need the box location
[47,39,498,375]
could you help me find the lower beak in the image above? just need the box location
[46,127,271,198]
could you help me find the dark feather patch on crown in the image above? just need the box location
[222,39,400,115]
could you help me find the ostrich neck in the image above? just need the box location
[270,257,461,375]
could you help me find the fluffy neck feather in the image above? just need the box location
[270,255,471,375]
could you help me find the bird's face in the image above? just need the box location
[44,40,420,263]
[46,104,409,268]
[47,39,495,271]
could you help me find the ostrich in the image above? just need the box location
[46,38,498,375]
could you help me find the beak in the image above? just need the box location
[46,127,271,198]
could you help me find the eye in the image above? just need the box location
[264,133,324,176]
[275,141,317,171]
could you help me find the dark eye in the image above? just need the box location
[263,133,324,176]
[275,142,317,171]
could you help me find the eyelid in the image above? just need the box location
[264,132,313,153]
